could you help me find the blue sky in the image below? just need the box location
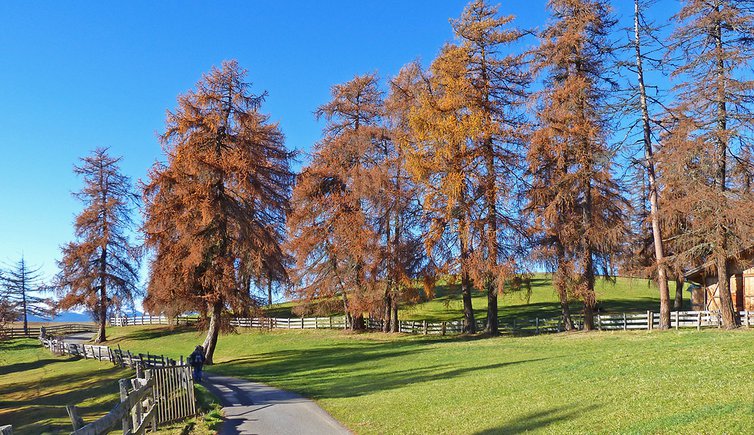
[0,1,675,302]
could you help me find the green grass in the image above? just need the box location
[0,338,130,434]
[108,325,754,434]
[263,274,666,322]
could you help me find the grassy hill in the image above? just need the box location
[108,325,754,434]
[265,274,668,321]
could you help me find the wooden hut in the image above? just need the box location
[684,249,754,312]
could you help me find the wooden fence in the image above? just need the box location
[110,315,197,327]
[112,310,754,336]
[2,323,96,339]
[39,334,196,433]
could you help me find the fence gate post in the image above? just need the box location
[119,379,130,434]
[697,311,702,331]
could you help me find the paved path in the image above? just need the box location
[62,331,95,344]
[203,374,350,435]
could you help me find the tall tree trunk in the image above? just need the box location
[581,181,596,331]
[95,244,108,343]
[21,264,28,335]
[202,300,223,364]
[713,6,737,329]
[460,218,475,334]
[485,279,498,336]
[555,243,573,331]
[635,0,670,329]
[674,275,684,311]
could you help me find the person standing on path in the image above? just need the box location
[189,345,206,382]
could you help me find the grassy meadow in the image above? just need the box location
[107,325,754,434]
[0,338,129,434]
[266,274,666,321]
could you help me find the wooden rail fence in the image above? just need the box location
[39,333,196,433]
[111,310,754,336]
[2,323,96,339]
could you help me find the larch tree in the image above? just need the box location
[400,45,480,333]
[287,74,386,330]
[660,0,754,329]
[55,148,141,343]
[451,0,530,335]
[528,0,628,331]
[1,257,50,334]
[143,60,294,362]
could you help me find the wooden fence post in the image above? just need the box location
[329,316,333,329]
[623,313,627,331]
[119,379,130,433]
[675,311,679,330]
[422,320,428,335]
[647,311,652,330]
[597,314,602,331]
[535,317,540,335]
[441,322,446,336]
[697,311,702,331]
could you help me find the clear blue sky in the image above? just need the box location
[0,1,673,297]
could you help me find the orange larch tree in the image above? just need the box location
[143,61,294,362]
[528,0,628,331]
[55,147,141,343]
[660,0,754,328]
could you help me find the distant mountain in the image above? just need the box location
[28,311,93,323]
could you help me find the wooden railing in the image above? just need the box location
[39,334,196,433]
[112,310,754,335]
[2,323,96,339]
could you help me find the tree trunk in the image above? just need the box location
[485,279,498,336]
[267,270,273,307]
[674,275,684,311]
[391,296,398,333]
[712,7,737,329]
[21,266,28,335]
[382,292,392,333]
[460,218,475,334]
[634,0,670,329]
[555,244,573,331]
[352,314,365,331]
[202,300,223,364]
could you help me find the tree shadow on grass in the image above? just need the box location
[0,357,60,377]
[0,340,39,352]
[212,337,552,400]
[473,404,599,434]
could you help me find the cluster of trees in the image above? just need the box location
[9,0,752,362]
[0,257,50,335]
[288,0,754,334]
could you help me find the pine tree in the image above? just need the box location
[661,0,754,328]
[55,148,141,343]
[143,61,294,362]
[528,0,628,331]
[1,257,50,334]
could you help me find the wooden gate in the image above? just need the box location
[148,366,196,424]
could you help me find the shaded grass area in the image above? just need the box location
[0,338,130,434]
[263,275,666,322]
[111,325,754,434]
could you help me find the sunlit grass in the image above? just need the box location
[110,325,754,434]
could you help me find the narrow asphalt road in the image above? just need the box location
[203,374,351,435]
